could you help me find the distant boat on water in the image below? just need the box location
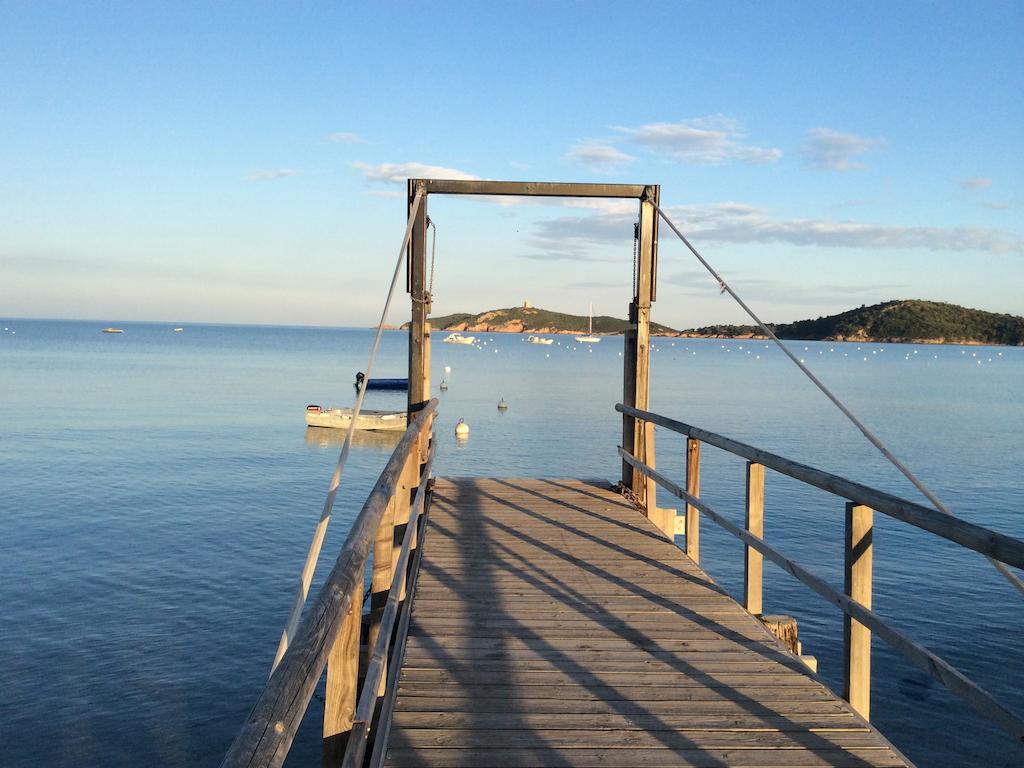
[305,405,407,431]
[354,372,408,391]
[528,335,554,345]
[444,332,476,345]
[173,328,184,332]
[101,328,124,334]
[575,303,600,343]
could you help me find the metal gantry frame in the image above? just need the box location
[404,178,664,525]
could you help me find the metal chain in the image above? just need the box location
[411,217,438,305]
[427,217,437,298]
[632,221,639,298]
[611,480,645,511]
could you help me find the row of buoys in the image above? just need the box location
[444,366,512,439]
[453,398,509,439]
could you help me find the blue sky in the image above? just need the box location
[2,1,1021,328]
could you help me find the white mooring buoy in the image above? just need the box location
[455,418,470,438]
[444,365,452,376]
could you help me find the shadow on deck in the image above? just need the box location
[382,477,911,768]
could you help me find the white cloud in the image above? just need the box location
[565,140,635,171]
[245,168,299,181]
[662,270,909,305]
[352,161,478,184]
[328,131,366,144]
[665,203,1021,253]
[959,177,992,190]
[614,116,782,164]
[800,128,884,171]
[528,214,637,259]
[525,202,1022,259]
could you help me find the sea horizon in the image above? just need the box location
[2,319,1021,767]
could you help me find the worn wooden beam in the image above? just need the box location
[844,503,873,720]
[366,490,395,697]
[394,451,416,602]
[219,399,438,768]
[745,462,765,615]
[620,329,639,488]
[322,601,360,766]
[340,442,435,768]
[414,179,649,198]
[686,438,701,564]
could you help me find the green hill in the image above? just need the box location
[409,306,679,336]
[406,300,1023,345]
[682,300,1024,345]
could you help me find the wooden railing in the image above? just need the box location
[221,399,438,768]
[616,403,1024,745]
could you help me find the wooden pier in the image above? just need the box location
[382,477,908,767]
[220,179,1024,768]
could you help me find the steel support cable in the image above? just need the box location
[271,189,426,673]
[651,201,1024,597]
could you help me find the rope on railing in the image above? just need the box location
[271,188,427,673]
[651,201,1024,597]
[619,446,1024,745]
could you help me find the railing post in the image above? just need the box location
[844,502,874,720]
[367,492,396,697]
[322,600,361,766]
[685,438,701,563]
[621,186,658,501]
[744,462,765,615]
[393,451,415,601]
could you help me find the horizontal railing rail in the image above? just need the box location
[221,399,438,768]
[617,404,1024,569]
[616,403,1024,746]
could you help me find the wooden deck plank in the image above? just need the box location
[384,748,908,767]
[384,478,911,768]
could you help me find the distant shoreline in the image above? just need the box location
[403,300,1024,347]
[384,327,1017,347]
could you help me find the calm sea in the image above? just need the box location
[1,319,1021,767]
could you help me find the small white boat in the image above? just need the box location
[101,328,124,334]
[527,335,553,345]
[444,332,477,345]
[173,328,184,332]
[575,302,600,343]
[305,405,407,431]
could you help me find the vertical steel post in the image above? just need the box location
[621,186,659,503]
[407,181,430,423]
